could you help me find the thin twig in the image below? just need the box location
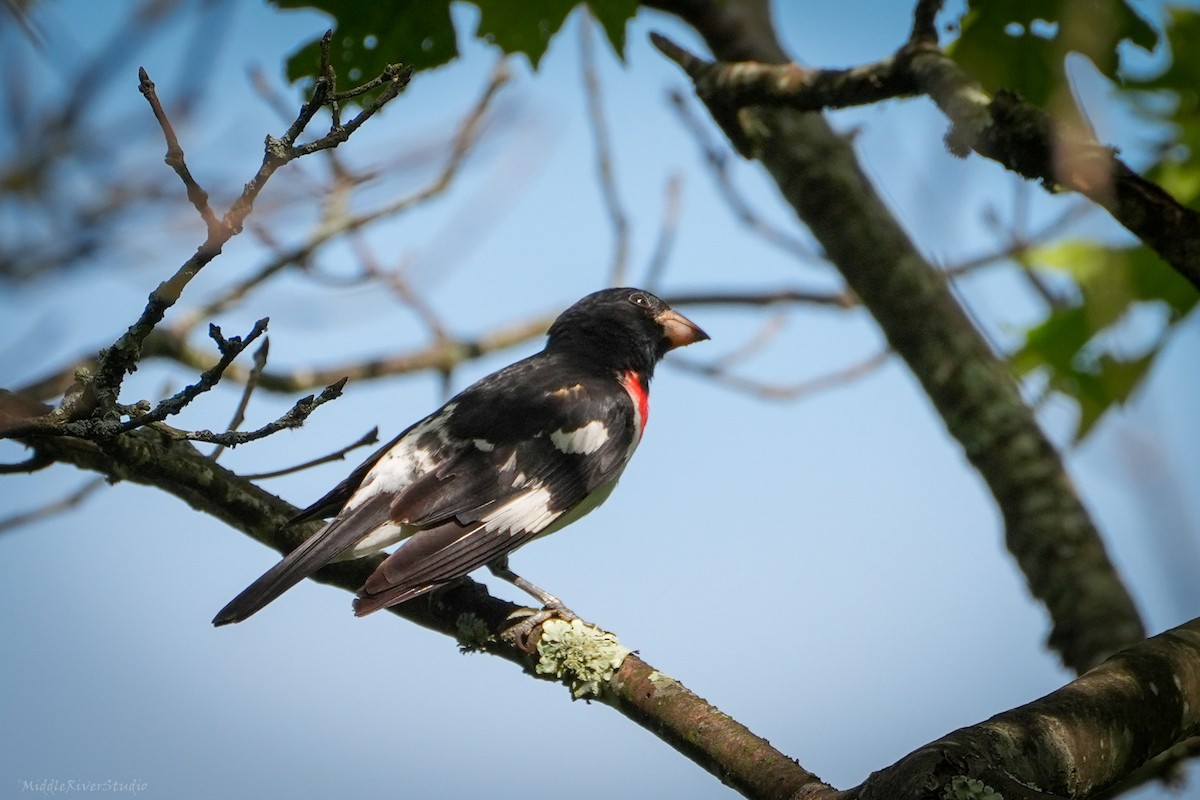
[674,348,891,401]
[643,173,683,290]
[942,201,1090,278]
[667,89,821,263]
[241,426,379,480]
[170,60,509,334]
[664,287,855,309]
[154,377,348,447]
[113,319,269,435]
[88,48,413,416]
[710,313,788,369]
[137,66,220,235]
[0,477,106,534]
[210,336,270,461]
[353,239,451,343]
[580,11,630,286]
[0,450,54,474]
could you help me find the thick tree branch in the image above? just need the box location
[646,0,1144,673]
[843,618,1200,799]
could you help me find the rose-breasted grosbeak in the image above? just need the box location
[213,288,708,628]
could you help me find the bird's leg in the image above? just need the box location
[488,557,580,651]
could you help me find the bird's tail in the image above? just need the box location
[213,519,349,626]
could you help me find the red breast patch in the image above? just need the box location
[622,370,649,440]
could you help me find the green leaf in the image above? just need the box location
[949,0,1158,109]
[471,0,577,68]
[272,0,639,89]
[273,0,458,84]
[1011,241,1198,441]
[586,0,639,57]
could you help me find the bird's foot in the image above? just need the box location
[503,600,580,653]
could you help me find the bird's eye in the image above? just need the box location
[629,293,649,307]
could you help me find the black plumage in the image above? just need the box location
[213,288,707,626]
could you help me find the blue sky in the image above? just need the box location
[2,2,1197,799]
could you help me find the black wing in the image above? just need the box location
[211,403,462,626]
[353,354,638,615]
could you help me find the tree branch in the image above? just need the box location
[649,20,1200,292]
[138,66,221,236]
[87,42,412,415]
[844,617,1200,799]
[647,0,1144,673]
[13,408,1198,800]
[580,11,631,286]
[17,424,822,799]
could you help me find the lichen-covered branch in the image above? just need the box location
[14,421,819,800]
[10,407,1197,800]
[646,0,1144,672]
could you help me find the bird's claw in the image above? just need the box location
[503,601,580,652]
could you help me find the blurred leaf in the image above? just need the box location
[1123,7,1200,207]
[272,0,637,89]
[585,0,638,57]
[949,0,1157,109]
[1012,241,1197,440]
[472,0,576,68]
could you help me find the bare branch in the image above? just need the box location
[0,476,105,534]
[169,59,509,334]
[87,53,414,416]
[665,287,855,309]
[18,408,1200,800]
[667,89,821,263]
[117,319,269,435]
[155,376,347,447]
[0,449,54,474]
[18,425,825,800]
[137,66,221,235]
[909,0,945,46]
[240,426,379,481]
[642,173,683,289]
[209,336,270,461]
[844,616,1200,799]
[580,11,631,286]
[653,32,918,112]
[675,348,890,401]
[354,242,451,343]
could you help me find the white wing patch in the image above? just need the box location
[483,484,559,534]
[473,439,495,452]
[550,420,609,455]
[345,404,456,511]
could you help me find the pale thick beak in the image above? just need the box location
[657,307,710,350]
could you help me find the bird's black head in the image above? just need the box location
[546,288,709,377]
